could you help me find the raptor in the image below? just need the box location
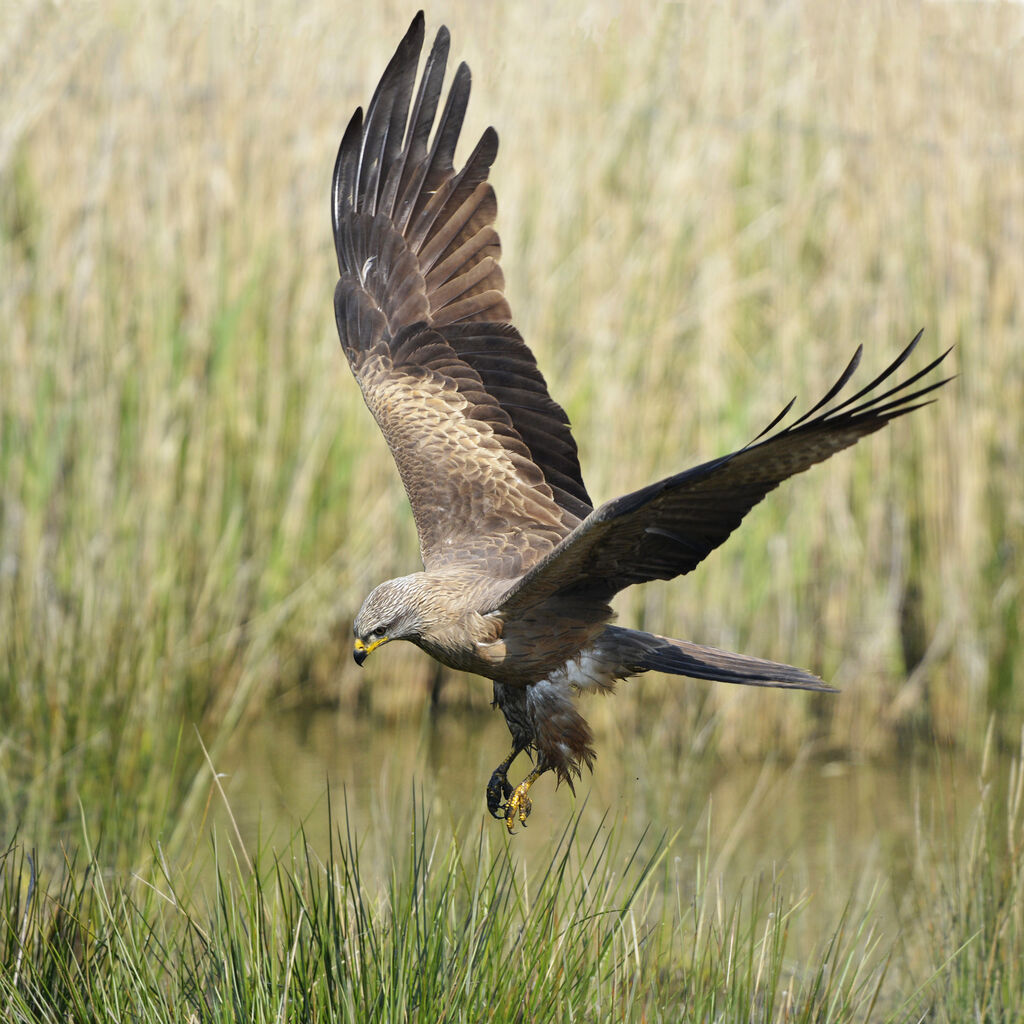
[331,13,950,831]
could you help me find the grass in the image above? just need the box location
[2,741,1024,1022]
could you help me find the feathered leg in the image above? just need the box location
[488,682,533,820]
[490,677,597,831]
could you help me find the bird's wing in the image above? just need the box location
[496,334,952,613]
[332,13,591,574]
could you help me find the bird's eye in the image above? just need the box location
[370,626,387,639]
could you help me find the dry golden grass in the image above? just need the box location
[0,0,1021,828]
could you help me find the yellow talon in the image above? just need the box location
[504,768,543,833]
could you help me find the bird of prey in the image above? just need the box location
[330,13,950,831]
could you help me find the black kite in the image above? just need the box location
[331,13,950,830]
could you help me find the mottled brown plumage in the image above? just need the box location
[333,13,952,831]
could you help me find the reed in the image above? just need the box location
[0,0,1020,845]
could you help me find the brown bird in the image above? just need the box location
[331,13,950,831]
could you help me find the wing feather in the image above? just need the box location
[332,12,592,570]
[496,337,953,612]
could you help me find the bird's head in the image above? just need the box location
[352,575,426,666]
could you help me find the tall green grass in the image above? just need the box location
[0,0,1021,846]
[3,742,1024,1022]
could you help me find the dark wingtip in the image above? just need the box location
[405,11,426,42]
[331,106,364,242]
[480,125,499,159]
[747,395,797,447]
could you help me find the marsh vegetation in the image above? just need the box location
[1,0,1021,1018]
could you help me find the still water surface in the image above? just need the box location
[217,702,988,955]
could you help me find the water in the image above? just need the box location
[216,702,987,948]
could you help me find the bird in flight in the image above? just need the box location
[330,12,950,832]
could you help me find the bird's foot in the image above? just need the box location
[486,746,521,818]
[486,766,514,819]
[504,768,543,833]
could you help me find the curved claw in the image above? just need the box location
[486,746,522,819]
[486,767,514,819]
[503,768,543,834]
[504,784,532,832]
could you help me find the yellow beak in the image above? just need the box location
[353,636,388,666]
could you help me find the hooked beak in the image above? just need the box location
[353,636,387,667]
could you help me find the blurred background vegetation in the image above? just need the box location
[0,0,1021,852]
[1,3,1023,1016]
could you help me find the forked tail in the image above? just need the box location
[604,625,836,692]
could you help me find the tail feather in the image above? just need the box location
[605,626,836,693]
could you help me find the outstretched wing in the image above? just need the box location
[497,333,952,613]
[332,12,591,575]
